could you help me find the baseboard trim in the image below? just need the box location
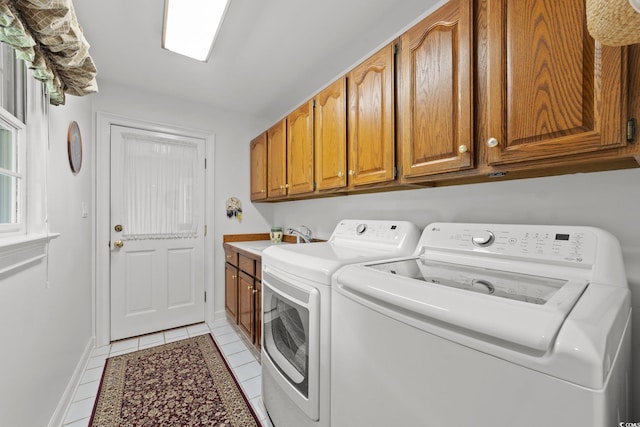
[48,336,95,427]
[213,308,227,321]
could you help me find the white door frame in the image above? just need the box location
[94,112,215,347]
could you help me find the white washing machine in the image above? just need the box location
[331,222,631,427]
[261,219,421,427]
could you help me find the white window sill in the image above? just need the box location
[0,233,60,276]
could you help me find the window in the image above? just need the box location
[0,43,26,237]
[0,42,55,275]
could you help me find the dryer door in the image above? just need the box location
[262,270,320,420]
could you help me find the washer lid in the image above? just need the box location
[337,259,588,353]
[368,258,567,305]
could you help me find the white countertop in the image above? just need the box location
[226,240,291,257]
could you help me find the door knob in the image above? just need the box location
[113,240,124,249]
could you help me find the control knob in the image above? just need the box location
[472,230,495,247]
[356,224,368,235]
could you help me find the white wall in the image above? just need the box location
[267,167,640,418]
[0,94,93,427]
[91,80,273,321]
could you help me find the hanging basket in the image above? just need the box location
[586,0,640,46]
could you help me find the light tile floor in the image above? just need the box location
[61,318,272,427]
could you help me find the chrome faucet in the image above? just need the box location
[287,225,312,243]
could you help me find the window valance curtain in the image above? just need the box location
[0,0,98,105]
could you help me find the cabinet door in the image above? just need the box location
[348,44,396,186]
[287,100,315,195]
[224,247,238,266]
[400,0,473,177]
[315,78,347,190]
[238,271,254,340]
[486,0,627,165]
[255,280,262,350]
[224,263,238,322]
[250,132,267,201]
[267,119,287,198]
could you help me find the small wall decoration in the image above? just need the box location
[67,121,82,173]
[225,197,242,221]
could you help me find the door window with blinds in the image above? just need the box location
[121,132,200,239]
[0,43,26,235]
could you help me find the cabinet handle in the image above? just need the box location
[279,185,283,189]
[487,137,499,148]
[337,171,343,177]
[458,144,468,154]
[348,170,354,176]
[247,285,252,290]
[232,275,236,279]
[253,289,258,294]
[285,184,289,189]
[261,189,265,193]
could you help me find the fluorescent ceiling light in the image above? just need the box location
[162,0,231,62]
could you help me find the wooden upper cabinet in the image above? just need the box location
[348,44,396,186]
[400,0,473,178]
[315,78,347,191]
[267,119,287,198]
[485,0,627,165]
[287,100,315,196]
[250,132,267,201]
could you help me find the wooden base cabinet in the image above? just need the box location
[224,248,239,322]
[238,271,255,339]
[224,244,262,350]
[255,279,262,350]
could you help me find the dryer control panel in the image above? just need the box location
[330,219,421,250]
[422,223,598,266]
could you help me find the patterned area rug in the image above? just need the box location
[89,334,260,426]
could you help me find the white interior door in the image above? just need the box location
[110,125,205,341]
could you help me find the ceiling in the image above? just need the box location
[73,0,439,122]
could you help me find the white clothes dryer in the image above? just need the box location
[261,219,421,427]
[331,222,631,427]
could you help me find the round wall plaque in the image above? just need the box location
[67,121,82,174]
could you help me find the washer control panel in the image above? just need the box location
[472,230,495,247]
[423,223,597,265]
